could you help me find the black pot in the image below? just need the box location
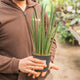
[32,54,51,72]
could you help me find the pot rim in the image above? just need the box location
[32,53,51,57]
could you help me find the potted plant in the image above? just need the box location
[29,5,59,72]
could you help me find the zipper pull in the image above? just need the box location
[23,12,26,16]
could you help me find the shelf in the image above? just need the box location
[67,27,80,45]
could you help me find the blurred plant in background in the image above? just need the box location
[38,0,80,45]
[57,27,74,44]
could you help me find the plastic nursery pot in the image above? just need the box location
[32,53,51,72]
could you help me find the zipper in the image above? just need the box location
[8,0,34,53]
[22,7,38,53]
[4,0,34,54]
[13,3,34,53]
[23,9,33,52]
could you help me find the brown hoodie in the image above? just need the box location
[0,0,56,80]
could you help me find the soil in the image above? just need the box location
[46,35,80,80]
[33,53,51,56]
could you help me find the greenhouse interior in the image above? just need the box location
[40,0,80,80]
[0,0,80,80]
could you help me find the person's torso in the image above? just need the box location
[0,0,42,80]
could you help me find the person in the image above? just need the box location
[0,0,59,80]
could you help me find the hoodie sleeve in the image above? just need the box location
[44,12,57,63]
[0,55,20,74]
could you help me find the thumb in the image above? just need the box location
[41,71,47,77]
[49,62,59,70]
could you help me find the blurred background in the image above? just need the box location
[39,0,80,80]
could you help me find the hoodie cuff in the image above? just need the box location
[50,52,55,63]
[11,58,20,73]
[50,47,56,63]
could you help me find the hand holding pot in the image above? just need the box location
[18,56,47,75]
[40,62,59,77]
[28,62,59,78]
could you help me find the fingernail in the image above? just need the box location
[35,72,37,75]
[41,67,44,70]
[42,73,45,77]
[45,65,47,67]
[42,62,45,64]
[56,68,59,70]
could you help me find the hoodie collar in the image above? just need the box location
[1,0,38,8]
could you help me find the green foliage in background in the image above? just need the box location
[57,27,74,44]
